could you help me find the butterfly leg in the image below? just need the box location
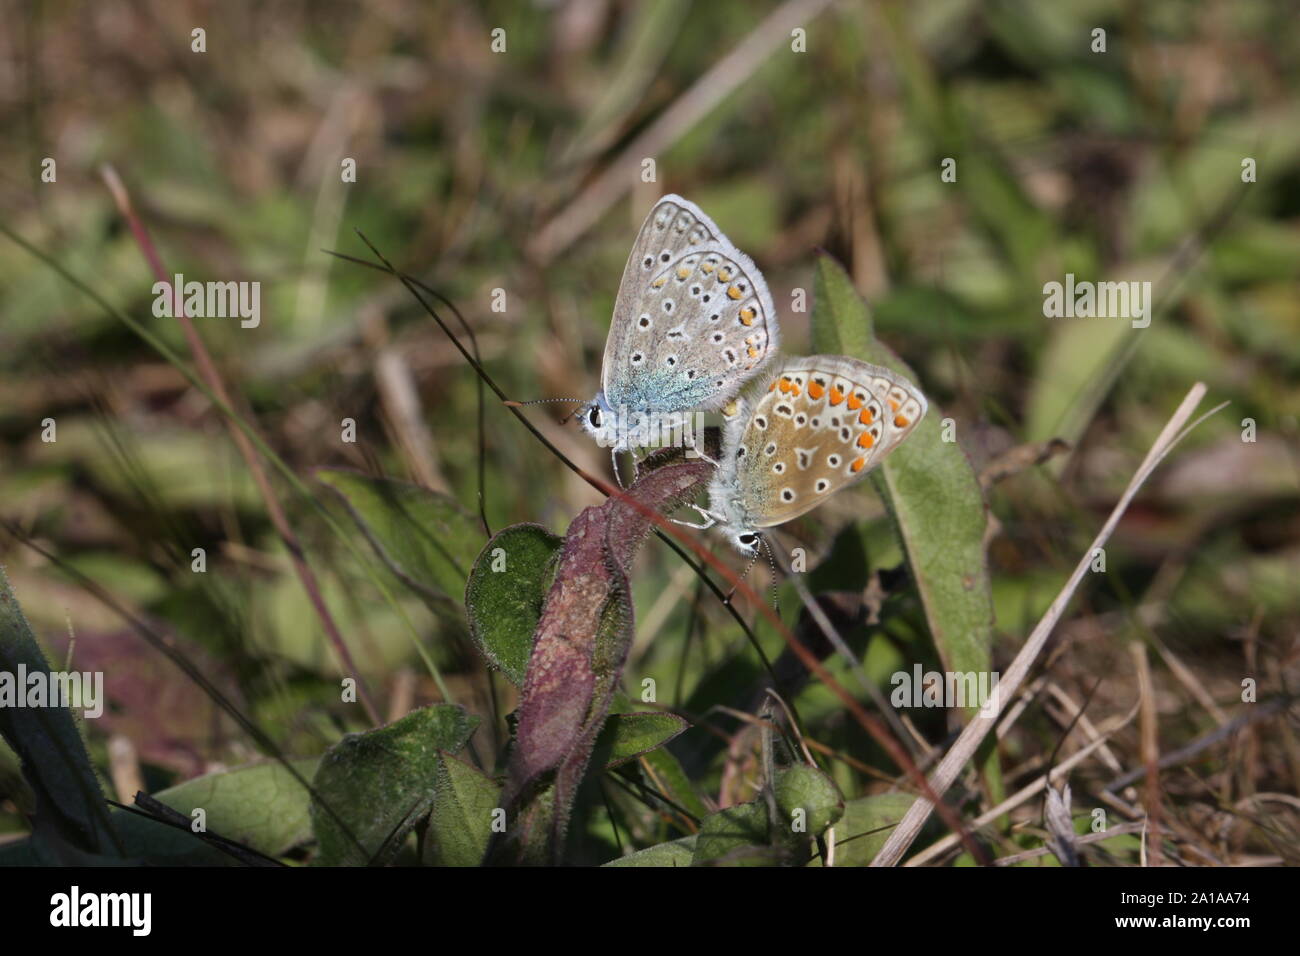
[610,447,625,489]
[690,504,725,523]
[669,507,716,531]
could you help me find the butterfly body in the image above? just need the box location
[578,195,779,452]
[705,355,928,554]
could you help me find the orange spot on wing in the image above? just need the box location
[857,431,875,449]
[739,307,755,325]
[768,381,777,392]
[829,387,845,405]
[677,266,691,279]
[888,398,900,412]
[859,407,875,425]
[807,381,824,399]
[727,285,743,300]
[748,347,759,358]
[779,378,792,393]
[851,457,866,473]
[894,414,910,428]
[791,384,801,396]
[847,394,863,410]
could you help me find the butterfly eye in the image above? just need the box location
[738,533,758,546]
[588,407,602,428]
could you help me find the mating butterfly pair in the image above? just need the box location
[575,195,926,556]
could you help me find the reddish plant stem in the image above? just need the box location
[102,165,380,726]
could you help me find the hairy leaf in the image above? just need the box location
[423,750,501,867]
[594,712,690,769]
[773,765,844,836]
[691,801,774,867]
[604,835,698,867]
[151,757,320,858]
[310,704,479,866]
[465,523,561,685]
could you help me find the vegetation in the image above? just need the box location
[1,0,1296,867]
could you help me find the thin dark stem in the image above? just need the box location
[109,797,286,868]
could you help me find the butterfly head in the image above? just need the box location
[725,528,762,556]
[577,393,626,450]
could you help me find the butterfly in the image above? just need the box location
[683,355,928,555]
[576,195,780,458]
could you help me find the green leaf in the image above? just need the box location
[604,835,697,867]
[146,758,320,857]
[815,793,917,867]
[774,766,844,836]
[310,704,479,866]
[128,759,319,863]
[465,523,561,685]
[691,801,774,867]
[637,746,710,823]
[424,751,501,867]
[810,255,993,678]
[0,758,320,866]
[1024,260,1164,454]
[594,712,690,769]
[0,568,120,859]
[317,468,483,608]
[810,253,877,360]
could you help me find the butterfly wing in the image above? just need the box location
[602,196,778,414]
[725,355,927,529]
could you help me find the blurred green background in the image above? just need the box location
[1,0,1297,864]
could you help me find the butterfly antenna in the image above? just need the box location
[724,547,761,604]
[503,397,586,425]
[759,535,780,615]
[502,397,586,407]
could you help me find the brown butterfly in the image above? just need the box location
[680,355,928,555]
